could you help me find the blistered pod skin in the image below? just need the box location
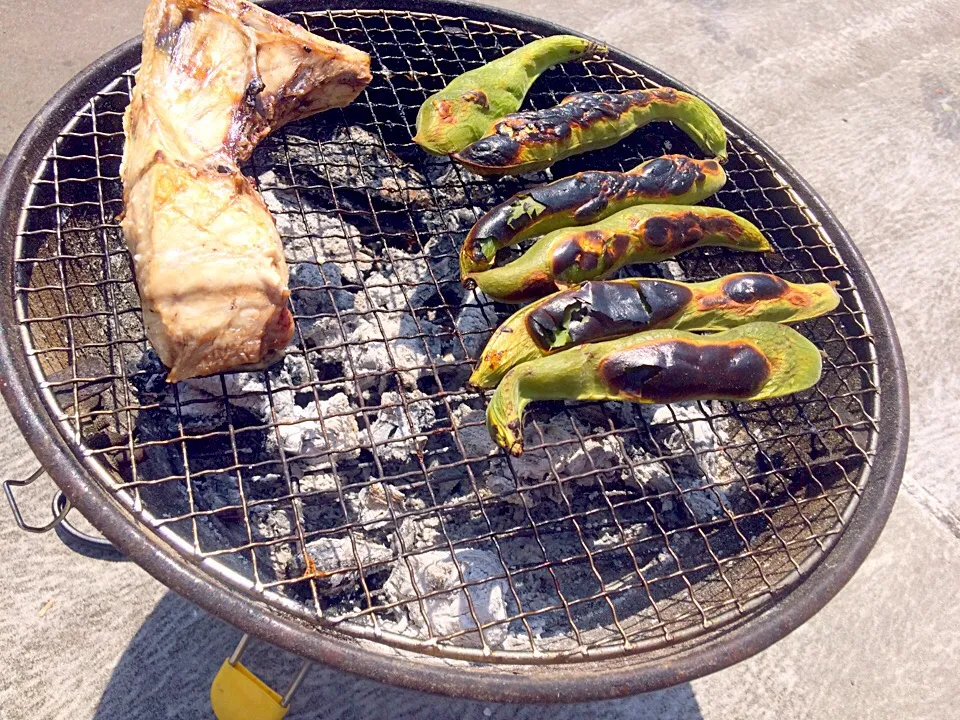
[486,322,823,456]
[413,35,605,155]
[468,273,838,389]
[451,87,728,176]
[465,204,771,303]
[459,155,726,279]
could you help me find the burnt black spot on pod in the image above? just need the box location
[529,172,608,214]
[630,157,701,197]
[551,238,584,276]
[638,280,694,321]
[526,279,692,351]
[723,274,789,303]
[455,135,524,169]
[599,340,770,402]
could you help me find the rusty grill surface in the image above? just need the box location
[10,8,880,665]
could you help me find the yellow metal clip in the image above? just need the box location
[211,635,311,720]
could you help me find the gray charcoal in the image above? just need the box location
[346,313,441,389]
[368,391,436,463]
[280,211,373,284]
[351,482,406,530]
[394,515,442,553]
[273,391,361,467]
[446,291,494,361]
[296,470,339,495]
[290,261,353,315]
[384,548,509,648]
[305,534,394,594]
[449,402,496,460]
[251,504,294,540]
[296,126,432,209]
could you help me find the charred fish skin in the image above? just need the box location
[413,35,605,155]
[122,0,371,383]
[468,273,839,389]
[460,155,726,279]
[466,204,771,303]
[451,87,728,176]
[486,322,823,456]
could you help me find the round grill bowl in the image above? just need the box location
[0,0,908,703]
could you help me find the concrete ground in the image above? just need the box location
[1,0,959,718]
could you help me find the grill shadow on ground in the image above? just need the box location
[91,592,704,720]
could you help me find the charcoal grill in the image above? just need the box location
[0,0,907,704]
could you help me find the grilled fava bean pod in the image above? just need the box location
[469,273,839,389]
[466,204,771,302]
[460,155,726,278]
[486,322,823,455]
[413,35,605,155]
[451,87,727,176]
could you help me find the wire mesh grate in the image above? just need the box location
[11,8,879,662]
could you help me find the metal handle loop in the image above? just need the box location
[2,467,71,533]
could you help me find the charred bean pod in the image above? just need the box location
[469,273,839,389]
[466,204,771,303]
[459,155,726,279]
[486,322,823,456]
[413,35,605,155]
[451,87,728,176]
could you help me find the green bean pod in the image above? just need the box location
[451,87,727,176]
[470,273,839,389]
[465,204,771,303]
[413,35,605,155]
[459,155,726,279]
[487,322,823,456]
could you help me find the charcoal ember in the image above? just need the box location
[445,291,495,362]
[384,548,509,647]
[448,402,495,460]
[641,402,747,522]
[350,482,406,530]
[192,472,287,514]
[394,514,442,553]
[421,206,481,237]
[296,470,339,495]
[368,391,436,463]
[305,534,394,594]
[507,413,621,487]
[290,261,353,314]
[345,312,442,390]
[428,163,497,206]
[288,126,433,209]
[277,207,373,284]
[272,391,362,467]
[660,260,687,281]
[251,504,294,540]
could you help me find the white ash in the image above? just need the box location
[384,548,509,648]
[352,272,409,315]
[351,482,406,530]
[367,391,436,463]
[305,534,394,594]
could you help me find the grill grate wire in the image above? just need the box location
[11,8,879,662]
